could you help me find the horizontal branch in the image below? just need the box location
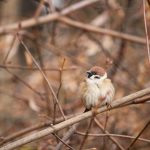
[75,131,150,143]
[0,0,147,45]
[0,0,99,34]
[1,87,150,150]
[0,64,78,71]
[58,16,146,44]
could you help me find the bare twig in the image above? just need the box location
[0,0,99,34]
[143,0,150,64]
[52,133,74,150]
[75,131,150,143]
[79,117,94,150]
[4,67,42,96]
[1,87,150,150]
[1,34,42,96]
[2,35,17,64]
[102,111,109,150]
[56,123,79,150]
[0,114,77,146]
[54,58,66,124]
[94,118,125,150]
[34,0,46,17]
[17,34,66,120]
[0,1,148,46]
[0,64,77,71]
[0,121,52,146]
[126,120,150,149]
[58,16,147,45]
[36,45,52,115]
[57,58,66,98]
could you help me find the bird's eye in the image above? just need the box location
[94,76,100,79]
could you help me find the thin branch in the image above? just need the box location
[0,89,29,104]
[0,64,78,71]
[56,123,79,150]
[4,68,42,96]
[33,0,46,17]
[79,117,94,150]
[54,58,66,124]
[143,0,150,64]
[36,47,52,116]
[1,34,42,96]
[0,0,100,34]
[1,87,150,150]
[52,133,75,150]
[94,118,125,150]
[58,16,147,45]
[102,111,109,150]
[127,120,150,149]
[0,1,148,45]
[2,35,16,64]
[57,58,66,98]
[0,114,76,146]
[17,34,66,120]
[0,121,52,146]
[75,131,150,143]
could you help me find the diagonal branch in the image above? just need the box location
[17,34,66,120]
[1,87,150,150]
[0,0,99,34]
[94,118,125,150]
[57,16,147,45]
[126,119,150,149]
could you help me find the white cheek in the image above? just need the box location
[101,73,107,80]
[90,76,95,80]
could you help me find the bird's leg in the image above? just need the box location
[91,106,98,116]
[91,99,102,116]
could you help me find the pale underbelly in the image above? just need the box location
[83,86,100,109]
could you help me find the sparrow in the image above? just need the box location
[80,66,115,112]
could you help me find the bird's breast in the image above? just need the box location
[82,82,101,109]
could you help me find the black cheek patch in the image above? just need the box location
[88,72,93,78]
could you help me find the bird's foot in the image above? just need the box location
[106,102,112,111]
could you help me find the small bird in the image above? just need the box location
[80,66,115,112]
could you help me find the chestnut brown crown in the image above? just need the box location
[89,66,106,76]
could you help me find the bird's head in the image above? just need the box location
[86,66,107,83]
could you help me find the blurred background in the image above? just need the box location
[0,0,150,149]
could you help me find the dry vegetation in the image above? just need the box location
[0,0,150,150]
